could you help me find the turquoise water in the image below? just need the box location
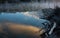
[0,12,50,29]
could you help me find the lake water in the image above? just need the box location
[0,12,50,29]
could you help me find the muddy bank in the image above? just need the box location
[0,22,45,38]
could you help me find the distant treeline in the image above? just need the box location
[0,0,41,3]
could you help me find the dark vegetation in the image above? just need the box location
[53,7,60,38]
[45,6,60,38]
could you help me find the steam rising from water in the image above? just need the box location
[21,12,40,19]
[21,11,44,19]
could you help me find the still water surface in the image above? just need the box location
[0,12,50,29]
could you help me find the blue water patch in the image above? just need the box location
[0,12,50,29]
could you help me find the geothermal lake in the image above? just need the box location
[0,12,49,29]
[0,12,56,38]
